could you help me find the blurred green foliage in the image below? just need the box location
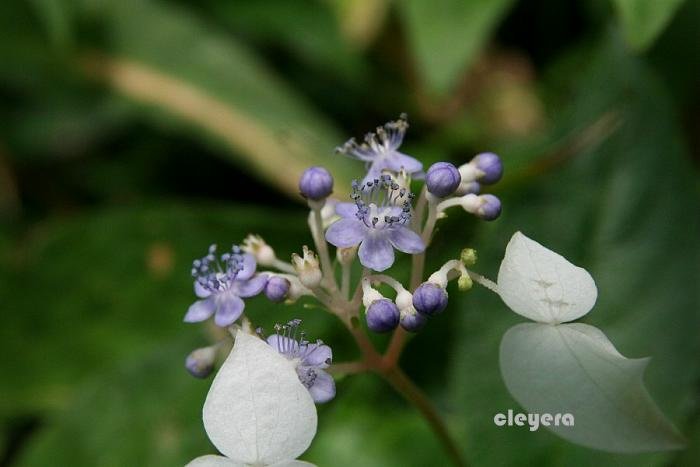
[1,0,698,466]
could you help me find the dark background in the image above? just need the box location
[1,0,699,466]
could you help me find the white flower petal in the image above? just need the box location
[499,322,685,453]
[268,461,317,467]
[497,231,597,324]
[186,455,245,466]
[203,331,317,465]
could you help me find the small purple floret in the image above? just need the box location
[472,152,503,185]
[426,162,461,197]
[267,319,335,404]
[476,194,502,221]
[325,175,425,272]
[265,276,290,302]
[335,114,422,184]
[366,299,400,332]
[299,166,334,200]
[184,244,267,327]
[413,282,448,316]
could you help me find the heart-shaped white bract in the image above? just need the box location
[500,322,685,453]
[497,231,597,324]
[187,331,318,467]
[495,232,684,453]
[187,455,315,467]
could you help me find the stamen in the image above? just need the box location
[348,175,414,229]
[335,114,409,161]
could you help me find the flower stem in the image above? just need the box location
[310,204,338,291]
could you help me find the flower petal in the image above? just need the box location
[234,274,268,298]
[267,335,300,356]
[335,202,358,218]
[268,462,317,467]
[301,343,332,369]
[388,226,425,254]
[307,369,336,404]
[186,455,244,466]
[194,280,211,298]
[203,332,317,464]
[325,218,366,248]
[184,297,217,323]
[358,234,395,271]
[384,151,423,174]
[214,294,245,327]
[236,253,257,281]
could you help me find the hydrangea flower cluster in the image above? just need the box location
[182,113,504,380]
[183,114,508,465]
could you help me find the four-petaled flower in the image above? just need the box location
[325,176,425,271]
[335,113,422,184]
[185,244,267,327]
[266,319,336,404]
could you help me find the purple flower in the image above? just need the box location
[325,176,425,272]
[267,319,336,404]
[184,244,267,327]
[336,114,422,184]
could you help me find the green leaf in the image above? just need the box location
[73,0,358,196]
[398,0,516,97]
[447,36,700,465]
[15,337,212,466]
[500,323,684,452]
[612,0,687,51]
[0,202,311,416]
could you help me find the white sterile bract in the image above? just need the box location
[187,331,318,467]
[497,231,597,324]
[496,232,683,453]
[499,323,685,453]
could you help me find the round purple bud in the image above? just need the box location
[299,166,334,200]
[472,152,503,185]
[185,347,217,379]
[426,162,461,198]
[400,308,427,332]
[476,194,501,221]
[366,299,400,333]
[265,276,290,302]
[412,282,448,316]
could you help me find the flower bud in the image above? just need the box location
[455,193,502,221]
[242,234,277,266]
[400,306,427,332]
[474,194,501,220]
[336,245,357,266]
[460,248,477,266]
[292,246,322,288]
[470,152,503,185]
[425,162,461,198]
[185,346,217,378]
[458,274,473,291]
[265,276,290,302]
[412,282,448,316]
[366,298,400,332]
[299,166,334,201]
